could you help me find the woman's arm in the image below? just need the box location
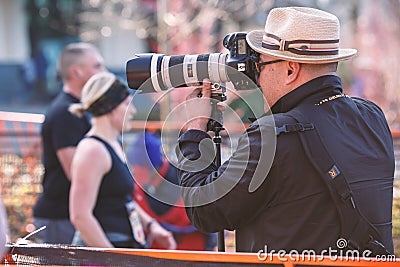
[70,138,113,247]
[135,204,177,249]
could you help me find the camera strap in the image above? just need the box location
[274,107,392,256]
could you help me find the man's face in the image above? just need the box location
[257,54,286,110]
[78,50,107,84]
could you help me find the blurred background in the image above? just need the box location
[0,0,399,254]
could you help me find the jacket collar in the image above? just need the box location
[270,75,343,114]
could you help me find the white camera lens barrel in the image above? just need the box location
[182,55,199,86]
[164,54,217,88]
[208,53,221,84]
[208,53,229,84]
[218,53,229,83]
[126,53,230,93]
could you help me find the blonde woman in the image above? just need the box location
[69,72,176,249]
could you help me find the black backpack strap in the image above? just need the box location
[275,111,391,256]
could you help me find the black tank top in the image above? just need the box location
[86,136,137,246]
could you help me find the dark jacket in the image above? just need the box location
[177,75,394,253]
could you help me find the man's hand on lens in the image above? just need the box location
[184,79,212,131]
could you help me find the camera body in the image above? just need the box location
[125,32,260,92]
[223,32,260,90]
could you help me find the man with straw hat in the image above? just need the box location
[178,7,394,254]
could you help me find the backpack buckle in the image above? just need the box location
[275,123,315,136]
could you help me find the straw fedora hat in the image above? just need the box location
[246,7,357,63]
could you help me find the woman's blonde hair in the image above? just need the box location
[69,72,116,117]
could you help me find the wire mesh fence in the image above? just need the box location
[0,120,43,242]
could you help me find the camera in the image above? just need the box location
[125,32,260,92]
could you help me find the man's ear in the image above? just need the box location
[70,65,82,79]
[285,61,300,84]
